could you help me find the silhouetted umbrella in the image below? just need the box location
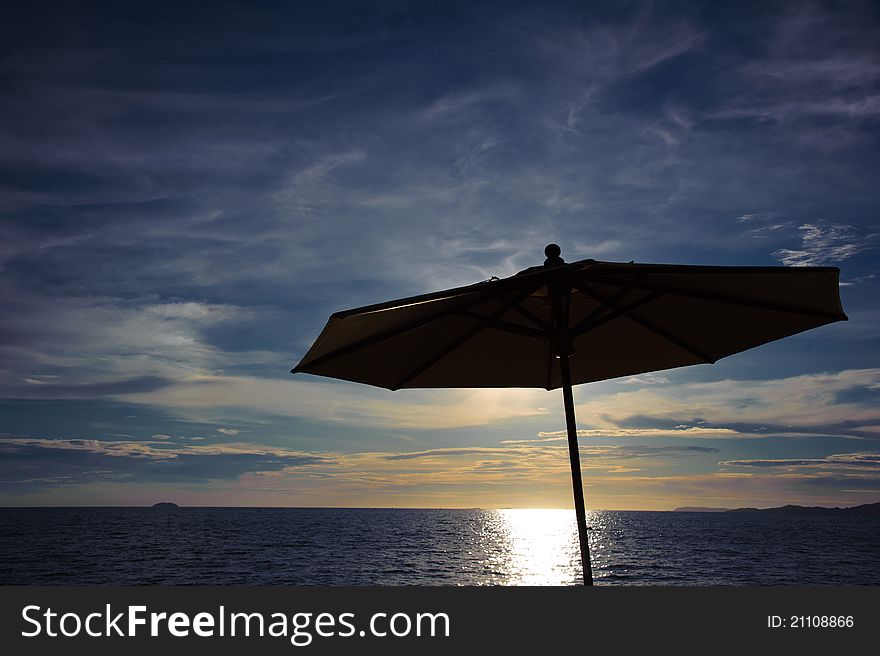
[291,244,847,585]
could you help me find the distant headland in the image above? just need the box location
[674,502,880,515]
[151,502,179,509]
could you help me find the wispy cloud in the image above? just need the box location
[0,292,275,400]
[575,369,880,438]
[273,149,367,214]
[0,434,715,500]
[720,452,880,472]
[617,374,670,385]
[737,212,776,223]
[773,223,879,266]
[419,83,521,122]
[118,375,552,430]
[705,4,880,144]
[4,433,874,510]
[504,426,738,443]
[0,436,330,491]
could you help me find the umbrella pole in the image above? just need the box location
[560,354,594,586]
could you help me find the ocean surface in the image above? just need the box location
[2,507,878,585]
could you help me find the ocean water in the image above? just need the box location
[1,507,878,585]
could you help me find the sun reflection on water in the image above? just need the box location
[487,508,593,585]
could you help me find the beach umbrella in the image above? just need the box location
[291,244,847,585]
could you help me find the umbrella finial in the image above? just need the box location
[544,243,564,267]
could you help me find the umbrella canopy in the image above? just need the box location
[292,245,847,584]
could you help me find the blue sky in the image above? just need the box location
[1,0,879,508]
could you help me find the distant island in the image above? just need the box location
[151,502,179,508]
[673,502,880,515]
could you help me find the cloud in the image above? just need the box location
[573,369,880,437]
[596,445,719,458]
[0,289,279,400]
[253,440,722,494]
[705,4,880,140]
[8,375,171,399]
[720,452,880,472]
[712,96,880,123]
[618,374,670,385]
[383,447,512,461]
[419,82,521,122]
[383,444,719,461]
[112,368,880,436]
[574,470,880,510]
[0,436,331,491]
[839,273,877,287]
[0,434,719,496]
[81,443,880,508]
[772,223,879,266]
[737,212,776,223]
[117,375,552,429]
[746,221,798,239]
[1,433,875,510]
[273,149,367,214]
[503,426,738,443]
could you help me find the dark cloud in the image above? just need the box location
[384,444,719,461]
[610,415,708,430]
[721,452,880,470]
[611,414,880,441]
[0,437,331,493]
[599,445,720,459]
[2,376,172,399]
[384,448,508,461]
[721,458,825,468]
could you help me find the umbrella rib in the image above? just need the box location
[293,285,526,372]
[583,275,845,321]
[570,289,664,337]
[509,303,552,332]
[623,310,716,364]
[456,310,548,340]
[390,283,545,390]
[569,281,640,336]
[574,283,715,363]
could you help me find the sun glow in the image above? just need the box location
[495,508,583,585]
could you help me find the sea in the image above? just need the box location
[1,507,878,585]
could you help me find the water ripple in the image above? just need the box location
[0,508,877,585]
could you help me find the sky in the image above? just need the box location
[1,0,879,510]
